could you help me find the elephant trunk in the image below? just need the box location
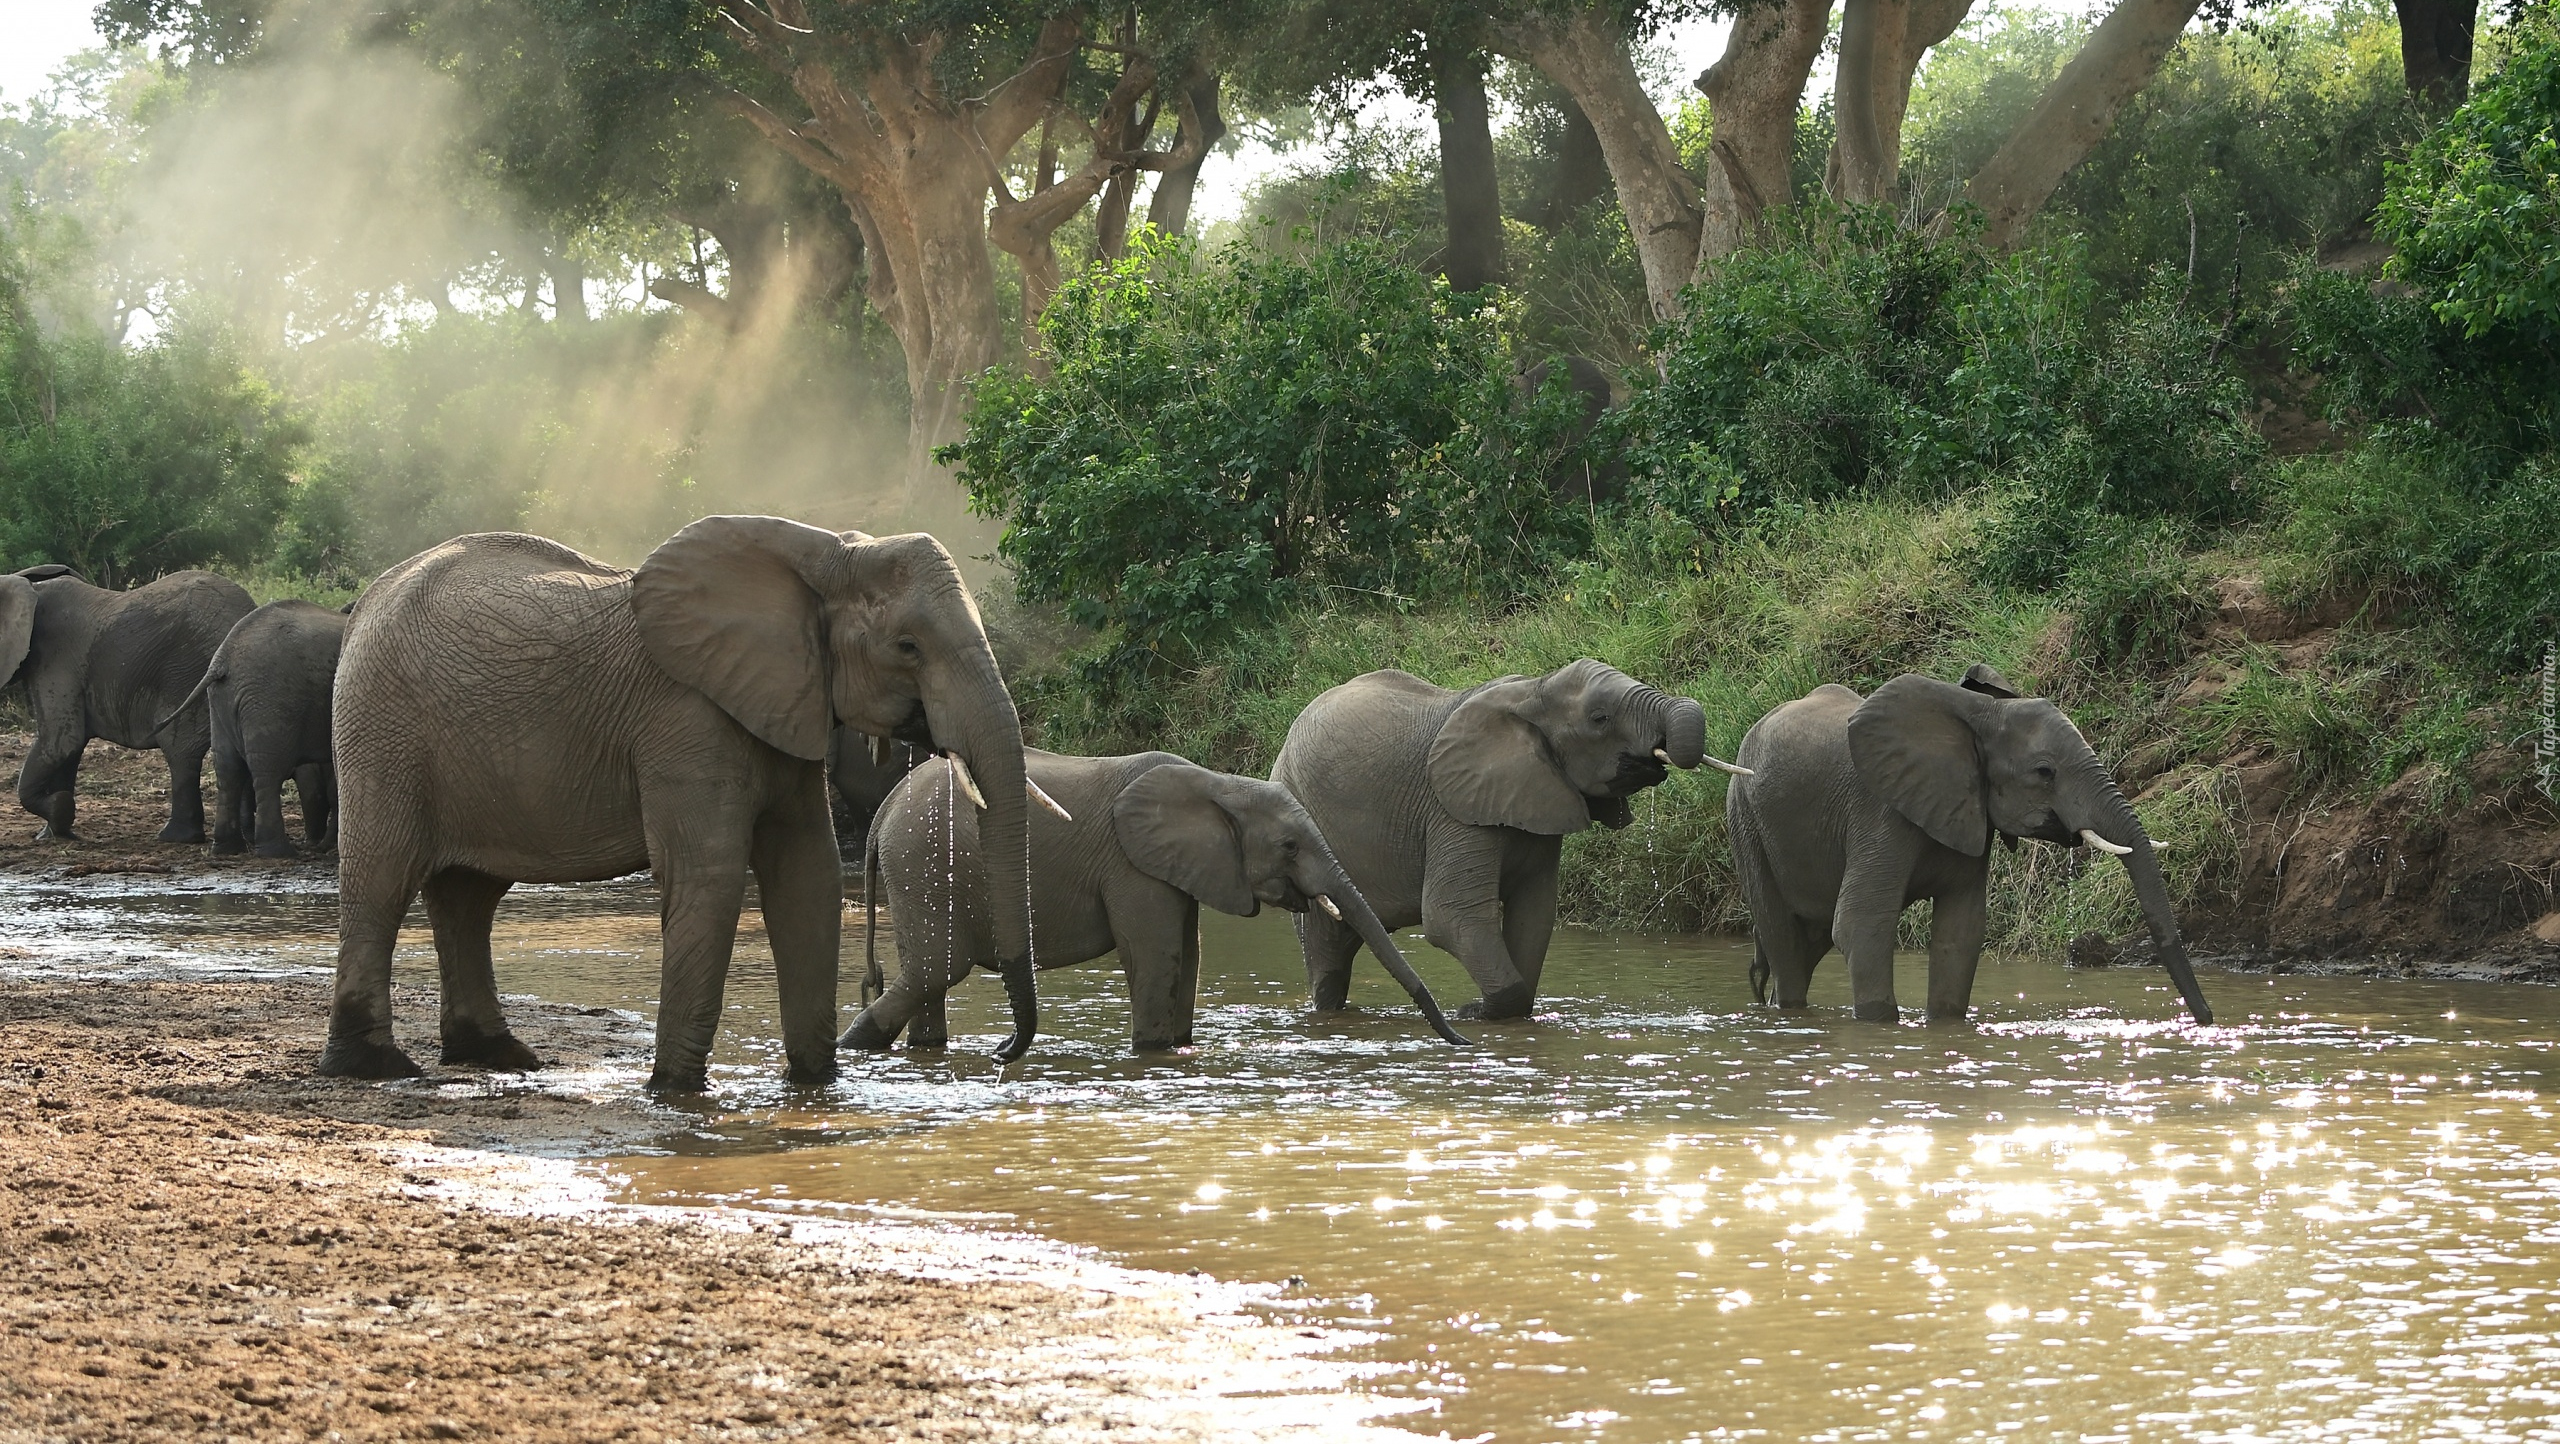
[935,649,1037,1062]
[1328,867,1472,1047]
[2075,762,2214,1026]
[1635,686,1707,769]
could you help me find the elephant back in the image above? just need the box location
[87,572,256,748]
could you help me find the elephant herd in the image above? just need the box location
[0,515,2212,1094]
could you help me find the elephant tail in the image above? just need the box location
[152,664,218,745]
[1749,942,1771,1007]
[860,814,884,1009]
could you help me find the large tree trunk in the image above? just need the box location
[1430,36,1506,292]
[1963,0,2207,249]
[1145,65,1226,236]
[550,255,587,325]
[1695,0,1832,261]
[2393,0,2476,108]
[1536,91,1611,228]
[1494,6,1701,317]
[1828,0,1975,202]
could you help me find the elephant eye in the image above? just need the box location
[895,637,921,657]
[1590,712,1608,727]
[2034,764,2056,781]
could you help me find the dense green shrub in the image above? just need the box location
[948,230,1586,685]
[2382,15,2560,339]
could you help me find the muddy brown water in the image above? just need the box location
[7,872,2560,1442]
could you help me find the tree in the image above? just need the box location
[2393,0,2478,109]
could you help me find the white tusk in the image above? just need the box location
[1704,756,1753,777]
[1315,894,1344,922]
[870,733,892,769]
[945,752,987,810]
[1654,747,1673,765]
[2079,828,2133,856]
[1026,775,1073,822]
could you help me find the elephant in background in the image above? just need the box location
[161,599,348,858]
[1726,664,2213,1025]
[1518,356,1626,508]
[841,749,1468,1053]
[0,565,255,842]
[827,725,926,849]
[1275,660,1746,1020]
[322,517,1040,1092]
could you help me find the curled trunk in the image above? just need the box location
[937,651,1036,1059]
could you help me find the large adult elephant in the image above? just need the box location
[1726,665,2213,1025]
[0,564,255,842]
[161,598,349,858]
[320,517,1040,1092]
[826,725,926,848]
[1274,660,1745,1020]
[841,749,1469,1053]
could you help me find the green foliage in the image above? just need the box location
[2382,15,2560,339]
[1619,209,2263,571]
[948,229,1585,688]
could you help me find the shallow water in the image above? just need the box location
[9,872,2560,1442]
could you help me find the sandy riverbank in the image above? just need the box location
[0,974,1397,1443]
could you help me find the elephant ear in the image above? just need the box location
[0,575,33,688]
[1847,675,1991,856]
[1112,762,1258,917]
[1960,663,2022,699]
[630,515,847,761]
[1427,677,1591,835]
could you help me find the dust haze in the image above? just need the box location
[118,0,956,574]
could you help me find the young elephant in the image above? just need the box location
[1726,665,2213,1025]
[0,565,254,842]
[1274,660,1747,1020]
[841,750,1468,1053]
[161,599,349,857]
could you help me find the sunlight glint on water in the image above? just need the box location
[6,874,2559,1441]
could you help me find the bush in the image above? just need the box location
[948,229,1586,685]
[2382,14,2560,340]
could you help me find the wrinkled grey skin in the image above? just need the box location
[844,750,1467,1053]
[161,599,348,858]
[320,518,1038,1093]
[1726,666,2213,1025]
[1517,356,1625,507]
[1274,659,1718,1020]
[0,566,255,843]
[826,725,926,849]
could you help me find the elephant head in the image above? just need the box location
[630,515,1040,1060]
[1427,658,1743,833]
[1113,763,1470,1046]
[1845,673,2214,1025]
[0,574,33,689]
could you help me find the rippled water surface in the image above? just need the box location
[8,871,2560,1442]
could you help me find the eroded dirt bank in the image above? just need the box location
[0,976,1364,1443]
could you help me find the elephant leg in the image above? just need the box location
[1424,842,1534,1020]
[1110,892,1200,1051]
[1294,907,1361,1013]
[1759,914,1828,1009]
[18,727,84,840]
[1832,871,1906,1023]
[320,854,428,1079]
[1924,874,1990,1022]
[158,735,210,844]
[750,777,841,1087]
[295,763,332,848]
[210,747,251,856]
[648,859,750,1093]
[904,987,951,1051]
[1499,844,1562,1006]
[250,762,296,859]
[841,879,973,1052]
[424,867,537,1070]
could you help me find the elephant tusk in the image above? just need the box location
[1314,894,1344,922]
[1703,755,1753,777]
[870,733,892,769]
[944,752,988,811]
[1654,747,1672,764]
[2079,828,2134,856]
[1026,775,1073,822]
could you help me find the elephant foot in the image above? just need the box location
[440,1026,542,1072]
[1456,984,1535,1022]
[253,838,298,860]
[1924,1006,1973,1025]
[1131,1033,1194,1052]
[317,1032,424,1080]
[644,1064,710,1094]
[31,824,75,843]
[837,1013,897,1052]
[1851,1000,1903,1023]
[211,834,246,857]
[157,821,206,844]
[783,1052,839,1088]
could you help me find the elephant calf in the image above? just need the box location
[0,564,254,842]
[162,598,348,858]
[1726,666,2213,1025]
[1275,660,1747,1020]
[842,750,1467,1053]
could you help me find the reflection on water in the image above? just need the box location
[10,872,2560,1441]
